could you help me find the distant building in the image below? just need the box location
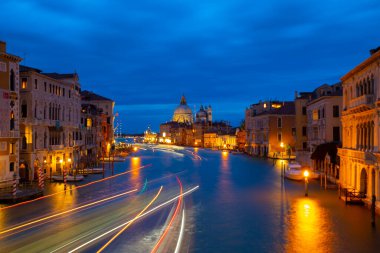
[81,90,114,156]
[172,95,193,124]
[245,101,296,157]
[144,127,157,143]
[339,47,380,206]
[80,103,103,167]
[0,41,22,187]
[196,105,212,124]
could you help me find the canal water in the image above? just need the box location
[110,146,380,253]
[2,145,380,252]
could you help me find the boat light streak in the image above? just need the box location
[96,186,163,253]
[151,176,183,253]
[0,164,152,211]
[67,185,199,253]
[0,189,138,236]
[174,209,185,253]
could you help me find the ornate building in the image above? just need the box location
[0,41,22,187]
[339,47,380,208]
[19,66,82,180]
[196,105,212,123]
[172,95,193,124]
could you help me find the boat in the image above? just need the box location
[81,167,104,174]
[52,174,84,182]
[99,156,126,162]
[284,163,319,181]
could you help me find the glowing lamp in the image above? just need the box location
[303,170,309,178]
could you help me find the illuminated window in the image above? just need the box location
[86,118,92,127]
[263,103,267,108]
[10,111,15,130]
[9,143,15,154]
[272,104,282,109]
[312,109,318,121]
[21,78,27,89]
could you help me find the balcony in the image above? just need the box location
[0,130,20,138]
[348,94,375,112]
[49,144,64,150]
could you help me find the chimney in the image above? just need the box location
[0,41,6,53]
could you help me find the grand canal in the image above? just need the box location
[1,145,380,252]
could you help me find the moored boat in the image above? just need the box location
[52,174,84,182]
[284,163,319,181]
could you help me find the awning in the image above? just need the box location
[311,142,340,164]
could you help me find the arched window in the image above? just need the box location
[44,104,46,119]
[22,135,27,150]
[10,111,15,130]
[49,103,52,120]
[44,132,47,148]
[21,100,27,118]
[34,100,38,118]
[35,132,38,149]
[10,69,15,91]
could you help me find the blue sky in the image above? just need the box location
[2,0,380,133]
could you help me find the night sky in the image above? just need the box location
[2,0,380,133]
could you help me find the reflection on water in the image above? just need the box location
[285,198,334,253]
[130,157,142,186]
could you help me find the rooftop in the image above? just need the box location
[81,90,113,102]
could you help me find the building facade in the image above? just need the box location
[339,48,380,208]
[81,90,114,157]
[19,66,82,179]
[0,41,22,187]
[245,101,296,157]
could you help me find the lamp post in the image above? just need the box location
[68,158,73,180]
[280,142,284,158]
[304,170,309,197]
[60,159,66,191]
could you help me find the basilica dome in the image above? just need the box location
[172,95,193,123]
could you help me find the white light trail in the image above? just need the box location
[174,209,185,253]
[64,186,199,253]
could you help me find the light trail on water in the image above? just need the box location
[174,209,185,253]
[151,176,183,253]
[96,186,163,253]
[0,189,138,236]
[0,164,151,211]
[65,185,199,253]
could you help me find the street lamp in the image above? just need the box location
[304,170,309,197]
[280,142,284,157]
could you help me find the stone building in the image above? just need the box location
[81,90,114,157]
[339,47,380,207]
[80,103,103,167]
[172,95,193,124]
[19,66,82,179]
[0,41,22,187]
[245,101,296,157]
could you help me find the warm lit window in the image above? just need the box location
[263,103,267,108]
[21,78,27,89]
[86,118,92,127]
[312,109,318,120]
[9,143,15,154]
[272,103,282,109]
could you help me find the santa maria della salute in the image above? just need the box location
[172,95,212,124]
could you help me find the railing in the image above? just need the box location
[349,94,374,109]
[0,130,19,138]
[341,187,366,205]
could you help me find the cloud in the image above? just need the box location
[1,0,380,132]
